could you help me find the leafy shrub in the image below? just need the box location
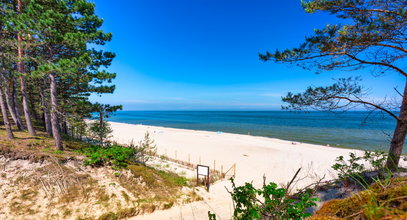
[226,178,318,220]
[77,145,133,168]
[331,152,365,180]
[362,151,387,171]
[332,150,388,181]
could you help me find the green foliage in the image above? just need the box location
[88,120,113,146]
[0,0,119,150]
[128,164,188,188]
[332,150,388,184]
[89,103,122,146]
[208,211,217,220]
[332,152,365,180]
[227,178,318,220]
[362,150,387,171]
[281,77,364,111]
[129,132,157,165]
[77,145,133,169]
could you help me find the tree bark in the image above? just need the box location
[99,111,104,144]
[386,80,407,170]
[0,80,14,139]
[62,120,68,135]
[40,88,52,136]
[49,73,63,150]
[17,0,35,136]
[28,86,40,122]
[12,78,24,130]
[19,75,36,136]
[2,75,24,130]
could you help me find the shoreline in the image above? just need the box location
[108,121,364,188]
[108,120,359,151]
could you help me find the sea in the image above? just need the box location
[107,111,403,153]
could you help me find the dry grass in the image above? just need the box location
[310,177,407,220]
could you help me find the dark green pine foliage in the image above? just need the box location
[260,0,407,170]
[0,0,119,150]
[89,103,122,146]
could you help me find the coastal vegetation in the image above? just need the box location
[0,0,201,219]
[0,0,121,150]
[0,125,202,219]
[1,0,406,219]
[209,150,406,220]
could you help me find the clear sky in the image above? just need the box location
[90,0,404,110]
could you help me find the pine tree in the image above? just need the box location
[260,0,407,170]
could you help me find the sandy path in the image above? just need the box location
[108,121,363,219]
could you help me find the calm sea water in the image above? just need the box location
[107,111,402,152]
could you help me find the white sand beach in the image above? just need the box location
[110,121,361,188]
[108,121,369,219]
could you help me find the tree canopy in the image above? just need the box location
[0,0,120,150]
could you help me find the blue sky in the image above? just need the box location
[90,0,404,110]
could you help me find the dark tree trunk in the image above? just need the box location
[386,80,407,170]
[3,76,24,130]
[62,120,68,135]
[0,80,14,139]
[0,59,23,130]
[16,14,35,135]
[28,87,40,122]
[12,78,24,130]
[40,89,52,136]
[99,111,104,144]
[16,0,35,136]
[19,75,36,136]
[49,73,63,150]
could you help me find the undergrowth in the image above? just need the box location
[75,144,133,169]
[310,177,407,219]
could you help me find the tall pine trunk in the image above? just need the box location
[386,80,407,170]
[19,75,36,136]
[28,87,40,122]
[17,0,35,136]
[0,57,23,130]
[49,73,63,150]
[12,78,24,129]
[0,80,14,139]
[2,74,24,130]
[40,89,52,136]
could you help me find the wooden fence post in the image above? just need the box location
[234,163,236,178]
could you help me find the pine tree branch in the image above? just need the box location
[331,95,400,121]
[344,53,407,77]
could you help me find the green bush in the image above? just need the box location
[332,150,388,182]
[331,152,365,180]
[77,145,133,168]
[225,178,318,220]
